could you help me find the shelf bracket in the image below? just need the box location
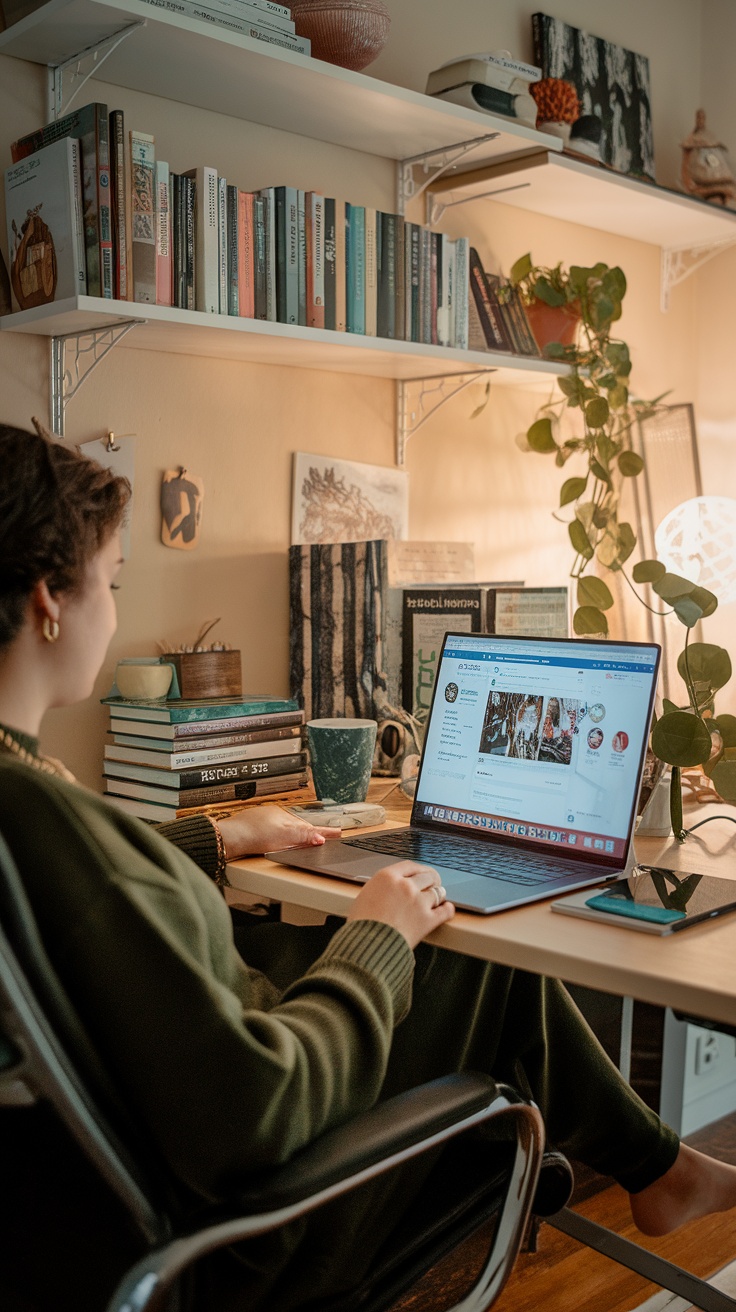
[50,321,140,437]
[427,180,532,228]
[396,133,500,218]
[396,370,495,465]
[660,235,736,312]
[47,22,145,121]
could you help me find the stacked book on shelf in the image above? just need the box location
[102,694,308,821]
[133,0,309,55]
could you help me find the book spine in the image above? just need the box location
[69,139,88,294]
[335,198,346,332]
[437,235,452,347]
[110,722,303,750]
[237,190,255,317]
[364,206,377,337]
[306,191,325,329]
[184,175,195,309]
[130,130,156,304]
[495,280,524,353]
[171,174,182,306]
[510,285,540,355]
[173,0,295,32]
[218,175,227,313]
[95,103,113,298]
[430,230,440,345]
[253,193,267,318]
[454,237,469,351]
[484,274,513,352]
[419,226,432,344]
[155,160,172,306]
[408,223,420,342]
[109,109,127,299]
[297,188,306,325]
[175,751,306,787]
[376,210,395,340]
[275,185,299,324]
[394,216,405,342]
[262,187,276,321]
[323,196,336,330]
[346,203,365,334]
[468,247,503,351]
[226,182,239,314]
[184,165,218,312]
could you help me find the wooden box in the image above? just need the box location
[162,650,242,700]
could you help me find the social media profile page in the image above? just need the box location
[418,636,658,861]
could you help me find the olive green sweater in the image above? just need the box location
[0,752,414,1201]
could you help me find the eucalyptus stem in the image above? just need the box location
[619,569,672,617]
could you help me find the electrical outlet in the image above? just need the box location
[695,1032,721,1077]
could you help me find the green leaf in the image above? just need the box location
[577,576,614,610]
[590,459,613,487]
[573,605,608,636]
[712,714,736,748]
[546,341,570,359]
[569,265,593,293]
[597,434,617,465]
[592,505,611,529]
[557,374,582,399]
[618,451,644,477]
[673,596,704,628]
[569,518,594,560]
[585,396,610,428]
[575,501,595,532]
[662,698,680,716]
[687,585,718,618]
[651,710,713,767]
[633,559,666,584]
[677,643,732,693]
[527,417,557,453]
[710,760,736,803]
[617,522,636,564]
[609,383,629,409]
[560,476,587,506]
[533,276,566,308]
[510,253,533,284]
[596,533,621,568]
[653,572,697,601]
[589,295,615,331]
[604,266,627,299]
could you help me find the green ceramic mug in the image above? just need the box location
[307,718,378,804]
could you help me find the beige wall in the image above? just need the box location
[0,0,733,786]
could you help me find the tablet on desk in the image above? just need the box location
[552,865,736,935]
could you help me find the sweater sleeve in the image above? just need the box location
[156,813,222,881]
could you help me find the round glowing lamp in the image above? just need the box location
[654,496,736,605]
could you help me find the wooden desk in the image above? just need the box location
[226,786,736,1031]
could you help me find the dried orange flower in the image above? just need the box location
[530,77,581,125]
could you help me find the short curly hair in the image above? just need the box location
[0,423,131,649]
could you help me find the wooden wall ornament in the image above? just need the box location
[160,467,204,550]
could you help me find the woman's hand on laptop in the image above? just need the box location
[216,806,338,859]
[346,861,455,949]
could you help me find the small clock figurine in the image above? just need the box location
[681,109,736,207]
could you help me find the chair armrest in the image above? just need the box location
[237,1072,505,1211]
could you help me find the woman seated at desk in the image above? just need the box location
[1,422,736,1312]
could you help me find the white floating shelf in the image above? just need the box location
[0,297,569,386]
[429,150,736,250]
[0,0,560,163]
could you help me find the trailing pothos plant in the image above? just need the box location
[510,252,736,836]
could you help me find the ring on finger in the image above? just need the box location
[436,885,447,906]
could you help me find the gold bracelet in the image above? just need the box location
[206,816,228,887]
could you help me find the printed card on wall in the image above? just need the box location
[291,452,408,545]
[79,434,136,559]
[532,12,655,181]
[161,468,204,550]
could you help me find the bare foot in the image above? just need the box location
[630,1143,736,1236]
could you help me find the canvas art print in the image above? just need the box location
[532,13,655,181]
[291,452,408,545]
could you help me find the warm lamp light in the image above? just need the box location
[654,496,736,605]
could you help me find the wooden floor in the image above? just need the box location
[393,1115,736,1312]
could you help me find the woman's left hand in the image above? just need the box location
[215,805,337,859]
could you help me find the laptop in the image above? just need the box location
[267,632,661,914]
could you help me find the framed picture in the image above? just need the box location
[291,452,408,545]
[532,13,655,181]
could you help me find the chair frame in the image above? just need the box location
[0,831,545,1312]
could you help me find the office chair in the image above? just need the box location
[0,830,572,1312]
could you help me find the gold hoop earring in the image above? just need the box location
[42,617,60,643]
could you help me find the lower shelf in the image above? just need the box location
[0,296,569,385]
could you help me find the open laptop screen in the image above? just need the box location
[412,633,660,865]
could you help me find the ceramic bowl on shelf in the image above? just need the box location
[115,659,173,701]
[290,0,390,71]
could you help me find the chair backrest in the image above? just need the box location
[0,830,168,1246]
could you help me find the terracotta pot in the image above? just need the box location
[525,298,580,353]
[290,0,390,71]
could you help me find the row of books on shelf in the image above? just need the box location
[134,0,310,55]
[4,100,542,357]
[102,695,309,821]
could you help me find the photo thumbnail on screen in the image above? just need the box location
[479,691,583,766]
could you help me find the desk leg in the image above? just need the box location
[619,996,633,1083]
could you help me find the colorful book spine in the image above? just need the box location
[108,707,304,735]
[130,130,156,304]
[104,750,305,789]
[345,202,365,334]
[430,231,440,345]
[253,193,267,318]
[334,198,347,332]
[217,175,227,313]
[305,191,325,329]
[109,722,302,751]
[364,206,378,337]
[96,106,113,298]
[103,694,299,722]
[155,159,172,306]
[109,109,128,300]
[171,173,184,307]
[226,182,239,315]
[323,196,336,330]
[183,164,218,313]
[184,174,195,309]
[275,185,299,324]
[237,190,255,317]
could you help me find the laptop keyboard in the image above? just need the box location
[344,830,607,887]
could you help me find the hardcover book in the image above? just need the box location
[364,206,378,337]
[5,137,86,310]
[104,736,299,770]
[468,247,509,352]
[297,188,306,325]
[11,101,111,298]
[237,190,255,317]
[109,108,128,300]
[226,182,239,315]
[305,191,325,329]
[401,587,492,717]
[345,202,365,334]
[218,175,227,313]
[183,164,219,313]
[130,130,156,304]
[155,159,172,306]
[103,750,305,790]
[323,196,336,330]
[253,193,268,318]
[275,184,299,324]
[102,694,299,722]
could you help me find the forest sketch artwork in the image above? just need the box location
[292,453,408,544]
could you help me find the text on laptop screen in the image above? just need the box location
[415,635,659,862]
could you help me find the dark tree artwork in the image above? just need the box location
[532,13,655,181]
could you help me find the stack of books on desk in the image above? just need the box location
[102,694,308,821]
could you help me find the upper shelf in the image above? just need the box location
[428,150,736,251]
[0,296,569,386]
[0,0,561,163]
